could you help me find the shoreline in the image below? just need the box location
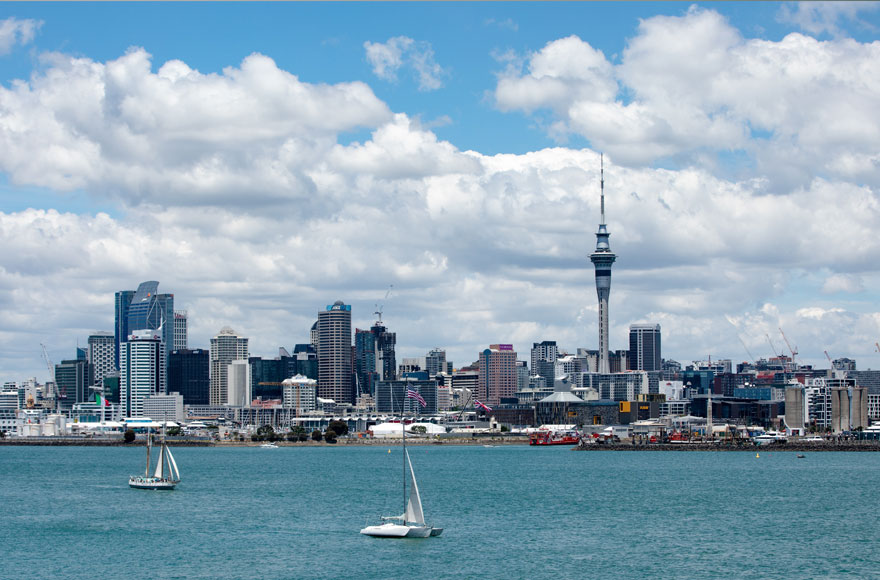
[0,436,529,447]
[576,441,880,452]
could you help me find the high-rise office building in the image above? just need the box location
[530,341,558,385]
[169,349,210,405]
[115,281,173,372]
[173,310,188,350]
[424,348,446,378]
[209,327,249,405]
[54,357,92,412]
[120,329,166,417]
[227,359,251,408]
[589,156,616,374]
[114,289,136,369]
[87,332,116,388]
[355,321,397,397]
[629,324,661,371]
[478,344,518,406]
[317,301,353,404]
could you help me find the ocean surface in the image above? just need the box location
[2,444,879,580]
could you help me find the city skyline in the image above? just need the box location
[2,3,880,380]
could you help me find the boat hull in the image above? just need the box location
[359,523,438,538]
[129,476,177,490]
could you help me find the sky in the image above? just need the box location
[2,1,880,381]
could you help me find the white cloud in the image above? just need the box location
[0,17,41,55]
[778,1,880,37]
[364,36,448,91]
[822,274,864,294]
[3,34,880,379]
[493,6,880,190]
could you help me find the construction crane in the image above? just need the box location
[41,343,65,409]
[778,327,798,373]
[765,333,780,357]
[875,342,880,353]
[373,285,393,324]
[824,350,833,366]
[736,335,756,365]
[779,328,798,361]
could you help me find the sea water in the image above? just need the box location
[2,445,879,579]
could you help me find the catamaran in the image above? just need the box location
[129,427,180,490]
[361,420,442,538]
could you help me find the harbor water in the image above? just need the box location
[2,444,879,579]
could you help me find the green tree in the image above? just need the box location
[123,429,136,443]
[324,429,337,443]
[411,425,426,434]
[167,426,182,436]
[311,430,323,442]
[327,420,349,437]
[257,425,276,441]
[500,425,510,433]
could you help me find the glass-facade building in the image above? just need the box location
[169,349,210,406]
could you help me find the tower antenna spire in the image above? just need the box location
[600,153,605,226]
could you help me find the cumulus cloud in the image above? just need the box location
[364,36,448,91]
[493,6,880,191]
[821,273,865,294]
[2,32,880,378]
[0,48,392,207]
[0,17,41,55]
[778,1,880,37]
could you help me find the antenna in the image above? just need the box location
[600,153,605,226]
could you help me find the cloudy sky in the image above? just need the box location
[2,2,880,381]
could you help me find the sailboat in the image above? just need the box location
[129,425,180,490]
[361,419,442,538]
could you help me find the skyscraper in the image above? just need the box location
[589,155,616,374]
[209,327,249,405]
[116,281,173,372]
[173,310,188,350]
[318,301,353,404]
[87,332,116,388]
[120,329,166,417]
[629,324,661,371]
[169,349,209,406]
[478,344,518,406]
[530,341,558,385]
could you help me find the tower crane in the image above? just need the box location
[373,285,393,324]
[765,333,780,357]
[41,343,65,408]
[778,327,798,372]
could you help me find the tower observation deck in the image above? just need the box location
[589,155,616,374]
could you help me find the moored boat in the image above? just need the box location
[529,430,580,446]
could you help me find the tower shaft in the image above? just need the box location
[589,154,616,374]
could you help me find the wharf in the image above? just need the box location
[575,441,880,452]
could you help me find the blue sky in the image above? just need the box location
[1,2,880,379]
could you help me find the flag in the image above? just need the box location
[406,388,427,408]
[95,393,110,407]
[474,399,492,412]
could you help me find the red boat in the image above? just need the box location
[529,430,581,446]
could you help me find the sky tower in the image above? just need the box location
[590,154,616,374]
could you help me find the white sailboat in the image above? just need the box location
[361,421,442,538]
[129,428,180,490]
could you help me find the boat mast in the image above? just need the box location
[402,389,407,522]
[145,431,151,477]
